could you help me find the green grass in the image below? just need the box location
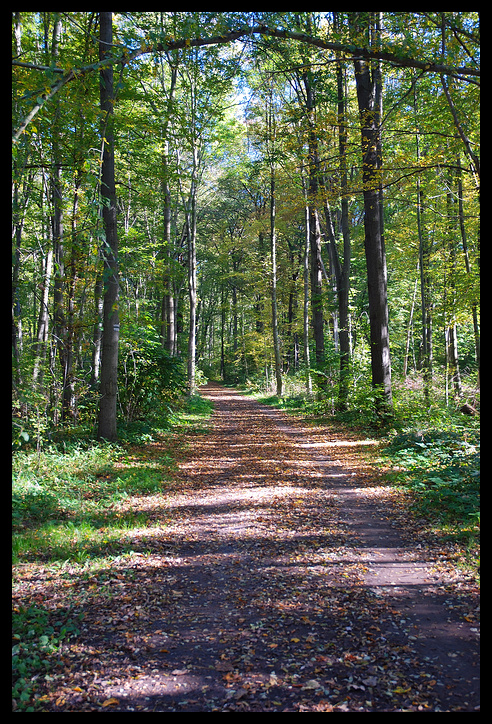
[380,429,480,539]
[12,393,214,566]
[12,393,215,711]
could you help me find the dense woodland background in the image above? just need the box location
[12,15,480,711]
[12,12,479,442]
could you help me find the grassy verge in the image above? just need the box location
[378,428,479,555]
[12,392,213,711]
[247,382,480,573]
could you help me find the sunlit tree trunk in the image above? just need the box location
[187,146,198,392]
[351,12,392,414]
[335,33,352,410]
[457,156,480,386]
[97,11,120,441]
[270,169,283,397]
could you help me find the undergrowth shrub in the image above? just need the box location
[118,324,187,423]
[381,425,480,537]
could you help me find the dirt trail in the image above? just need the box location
[48,383,480,712]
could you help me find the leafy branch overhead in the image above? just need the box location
[13,17,479,142]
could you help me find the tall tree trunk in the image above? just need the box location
[265,83,283,397]
[418,186,433,403]
[12,181,28,386]
[302,70,325,370]
[351,14,392,414]
[161,143,177,355]
[50,14,70,424]
[335,32,352,410]
[33,244,53,386]
[457,156,480,386]
[270,169,283,397]
[91,271,103,387]
[297,188,311,396]
[159,62,178,354]
[403,268,419,377]
[220,284,226,379]
[294,14,325,372]
[445,174,462,400]
[187,147,198,393]
[97,11,120,441]
[413,80,433,402]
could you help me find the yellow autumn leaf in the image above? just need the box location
[102,698,120,707]
[393,686,411,694]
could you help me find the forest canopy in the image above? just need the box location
[12,12,479,441]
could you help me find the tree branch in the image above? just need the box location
[13,23,479,142]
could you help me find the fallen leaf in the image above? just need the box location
[102,698,120,707]
[303,679,322,690]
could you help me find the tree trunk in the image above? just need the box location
[413,78,433,403]
[335,41,352,410]
[403,268,419,377]
[300,180,312,395]
[445,174,462,400]
[270,170,283,397]
[457,156,480,385]
[97,11,120,441]
[160,63,178,354]
[352,15,392,414]
[50,14,71,423]
[302,72,325,370]
[33,245,53,386]
[91,271,103,387]
[187,147,198,393]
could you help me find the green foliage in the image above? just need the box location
[12,605,82,712]
[118,325,188,423]
[382,426,479,537]
[12,442,118,535]
[12,391,214,566]
[12,384,52,451]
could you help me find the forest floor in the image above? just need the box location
[13,383,479,712]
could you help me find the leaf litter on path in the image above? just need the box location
[12,383,479,712]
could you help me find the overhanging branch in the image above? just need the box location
[13,23,479,142]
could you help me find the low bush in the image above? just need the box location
[118,324,188,423]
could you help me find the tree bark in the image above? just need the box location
[159,62,178,354]
[187,146,199,393]
[456,156,480,386]
[302,195,313,395]
[33,244,53,386]
[301,66,325,369]
[335,38,352,410]
[97,11,120,441]
[352,14,392,413]
[270,169,283,397]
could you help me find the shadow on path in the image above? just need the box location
[24,383,479,712]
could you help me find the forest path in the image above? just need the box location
[49,383,479,712]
